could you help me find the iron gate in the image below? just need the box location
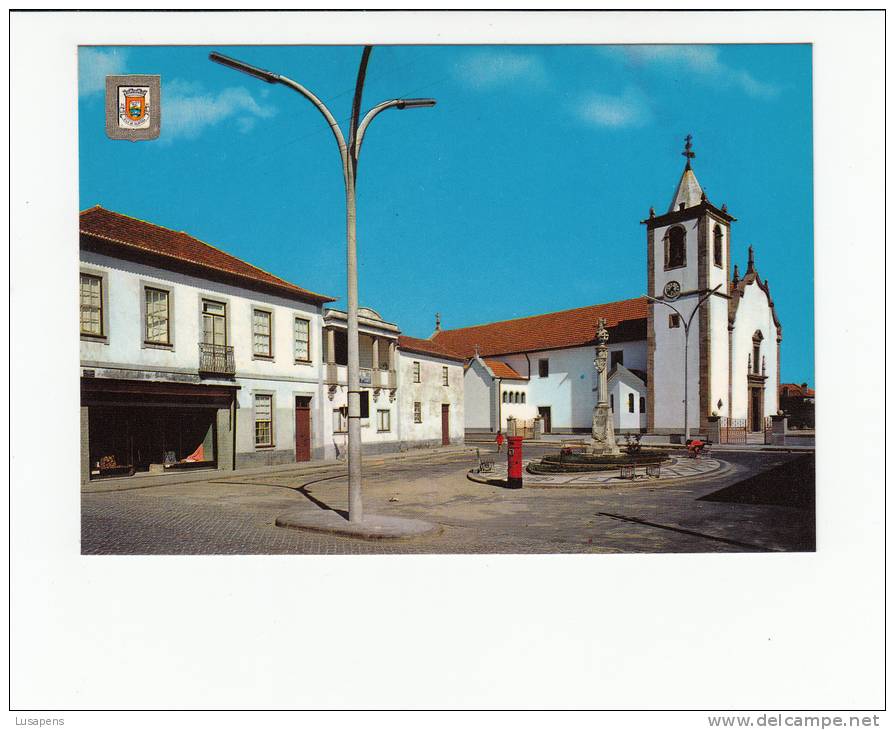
[719,417,747,444]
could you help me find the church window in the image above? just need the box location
[713,225,724,268]
[669,314,680,329]
[665,226,686,269]
[610,351,624,369]
[503,392,508,403]
[521,393,526,404]
[610,395,614,413]
[640,396,646,414]
[628,393,635,413]
[538,359,549,378]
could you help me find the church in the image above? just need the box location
[431,138,783,437]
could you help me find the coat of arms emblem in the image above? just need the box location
[105,75,160,141]
[118,86,151,128]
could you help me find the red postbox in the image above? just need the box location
[506,435,524,489]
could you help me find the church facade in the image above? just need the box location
[433,142,782,437]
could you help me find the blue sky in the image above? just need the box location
[79,44,813,385]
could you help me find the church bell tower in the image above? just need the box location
[643,136,736,434]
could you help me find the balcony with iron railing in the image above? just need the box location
[199,342,235,376]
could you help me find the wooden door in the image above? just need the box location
[538,406,552,434]
[295,396,311,462]
[441,404,450,446]
[750,389,763,432]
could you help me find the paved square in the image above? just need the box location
[81,448,815,555]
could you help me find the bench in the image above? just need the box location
[475,448,494,474]
[619,462,663,480]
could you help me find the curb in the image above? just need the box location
[467,458,734,490]
[274,511,443,541]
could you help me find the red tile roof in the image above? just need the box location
[432,297,648,358]
[79,206,336,304]
[779,383,815,398]
[484,359,527,380]
[397,335,465,363]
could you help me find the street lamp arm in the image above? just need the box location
[209,52,351,179]
[354,100,403,160]
[355,99,437,166]
[348,46,373,167]
[274,74,351,181]
[687,283,724,329]
[644,294,683,321]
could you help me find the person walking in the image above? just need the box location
[495,430,505,453]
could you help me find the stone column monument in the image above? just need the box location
[591,318,620,455]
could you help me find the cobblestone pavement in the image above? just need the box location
[81,450,814,555]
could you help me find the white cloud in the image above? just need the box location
[78,47,128,96]
[161,81,275,143]
[455,49,548,90]
[619,45,778,99]
[576,87,650,129]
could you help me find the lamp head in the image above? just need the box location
[396,98,437,110]
[209,52,280,84]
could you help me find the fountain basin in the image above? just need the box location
[527,450,671,474]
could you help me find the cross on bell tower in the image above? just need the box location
[682,134,696,170]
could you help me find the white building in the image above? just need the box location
[321,309,465,459]
[79,206,463,483]
[433,144,782,437]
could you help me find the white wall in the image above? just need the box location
[397,351,465,445]
[464,360,494,430]
[80,251,328,462]
[609,377,647,432]
[729,281,780,421]
[709,293,731,418]
[499,381,535,431]
[651,296,701,431]
[476,340,647,432]
[324,378,400,459]
[80,251,323,381]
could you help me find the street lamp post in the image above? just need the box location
[210,48,435,523]
[645,284,722,441]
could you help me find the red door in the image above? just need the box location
[441,404,450,446]
[295,396,311,462]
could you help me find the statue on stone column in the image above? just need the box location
[591,318,620,455]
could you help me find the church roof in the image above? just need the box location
[668,165,705,212]
[608,363,648,387]
[484,359,527,380]
[397,335,466,363]
[432,297,648,358]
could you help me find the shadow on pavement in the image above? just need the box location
[699,453,815,510]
